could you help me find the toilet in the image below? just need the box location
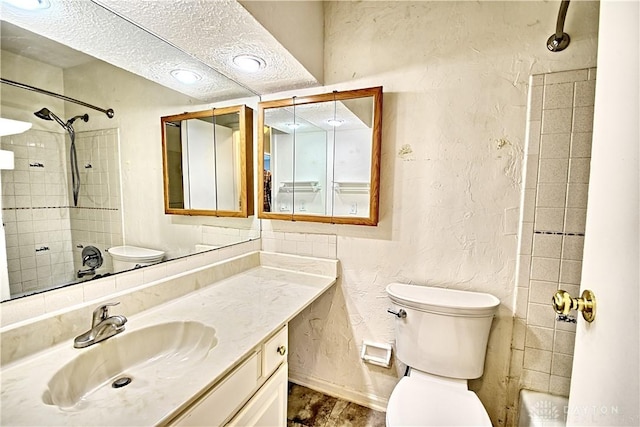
[107,245,165,273]
[385,282,500,426]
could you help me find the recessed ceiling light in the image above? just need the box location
[286,123,301,130]
[232,55,266,73]
[1,0,50,10]
[327,119,344,127]
[170,69,202,84]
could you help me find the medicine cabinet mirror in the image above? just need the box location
[162,105,254,217]
[258,87,382,226]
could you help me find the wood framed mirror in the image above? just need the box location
[161,105,254,217]
[258,87,382,226]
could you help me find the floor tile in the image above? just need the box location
[288,383,386,427]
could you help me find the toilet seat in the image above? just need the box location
[386,375,492,426]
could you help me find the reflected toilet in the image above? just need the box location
[107,245,165,273]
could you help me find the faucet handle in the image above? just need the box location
[92,302,120,326]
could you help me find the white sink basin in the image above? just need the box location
[42,321,217,410]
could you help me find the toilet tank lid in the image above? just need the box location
[107,245,165,262]
[386,283,499,317]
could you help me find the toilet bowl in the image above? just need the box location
[107,245,165,273]
[385,283,499,426]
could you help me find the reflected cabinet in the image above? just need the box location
[258,87,383,226]
[161,105,254,217]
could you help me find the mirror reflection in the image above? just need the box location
[162,106,254,217]
[0,23,259,302]
[259,87,382,225]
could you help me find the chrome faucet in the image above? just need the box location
[74,302,127,348]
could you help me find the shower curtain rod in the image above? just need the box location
[0,77,115,119]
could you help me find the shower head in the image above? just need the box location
[34,108,53,121]
[33,107,66,128]
[34,108,88,129]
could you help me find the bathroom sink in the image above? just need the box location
[42,321,217,410]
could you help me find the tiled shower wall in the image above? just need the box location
[511,68,596,400]
[1,129,74,296]
[1,128,122,297]
[70,129,123,274]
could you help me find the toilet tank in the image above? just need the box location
[386,283,499,379]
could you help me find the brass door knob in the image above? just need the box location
[552,289,596,323]
[277,345,287,356]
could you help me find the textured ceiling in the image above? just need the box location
[0,0,320,102]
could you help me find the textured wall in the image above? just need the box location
[279,2,600,426]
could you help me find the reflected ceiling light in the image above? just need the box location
[327,119,344,127]
[286,123,300,130]
[1,0,50,9]
[170,69,202,84]
[232,54,266,73]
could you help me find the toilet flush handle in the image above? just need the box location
[387,308,407,318]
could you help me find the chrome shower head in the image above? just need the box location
[34,108,53,121]
[34,107,66,128]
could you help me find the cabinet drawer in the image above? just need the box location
[172,352,261,426]
[262,325,288,377]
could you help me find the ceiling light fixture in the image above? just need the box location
[232,55,266,73]
[327,119,344,127]
[1,0,50,10]
[286,123,300,130]
[170,69,202,84]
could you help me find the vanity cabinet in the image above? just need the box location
[170,325,288,427]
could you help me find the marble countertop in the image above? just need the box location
[0,262,337,426]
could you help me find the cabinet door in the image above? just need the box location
[228,363,288,427]
[172,352,261,426]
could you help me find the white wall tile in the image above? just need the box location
[540,133,571,159]
[545,69,589,85]
[536,184,567,208]
[527,302,556,328]
[564,208,587,233]
[82,276,116,302]
[525,326,555,351]
[529,280,559,304]
[570,132,593,158]
[549,375,571,397]
[574,80,596,108]
[566,184,589,208]
[531,75,545,86]
[525,156,539,189]
[519,224,534,256]
[529,86,543,121]
[553,330,576,355]
[551,353,574,378]
[527,121,542,155]
[530,257,560,282]
[543,83,574,110]
[522,369,550,392]
[515,286,529,319]
[532,234,562,258]
[538,158,569,183]
[562,235,585,260]
[535,208,565,232]
[559,260,582,284]
[568,158,591,183]
[523,348,553,373]
[572,106,594,132]
[542,108,573,134]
